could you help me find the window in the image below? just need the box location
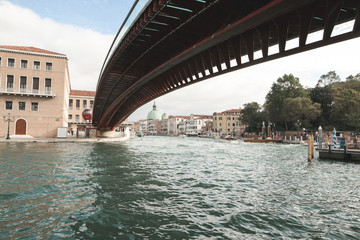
[46,62,52,71]
[233,117,235,120]
[32,77,39,93]
[228,123,230,126]
[8,58,15,67]
[75,115,80,121]
[219,123,222,126]
[5,101,12,110]
[31,102,38,111]
[21,60,28,68]
[76,100,80,110]
[219,117,222,120]
[90,100,94,109]
[83,100,87,109]
[68,114,72,120]
[69,99,73,109]
[45,78,51,93]
[19,102,26,110]
[232,123,235,126]
[20,76,27,92]
[33,61,40,70]
[7,75,14,89]
[227,117,231,120]
[0,57,2,66]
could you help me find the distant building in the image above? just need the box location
[147,102,162,120]
[166,116,190,136]
[185,114,212,136]
[68,90,95,133]
[212,109,245,136]
[0,45,70,138]
[143,102,165,135]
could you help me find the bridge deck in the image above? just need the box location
[93,0,360,129]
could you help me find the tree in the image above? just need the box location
[241,102,263,133]
[310,85,334,127]
[264,74,306,130]
[309,71,340,128]
[331,86,360,130]
[316,71,340,87]
[281,97,321,129]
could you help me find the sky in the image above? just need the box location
[1,0,360,121]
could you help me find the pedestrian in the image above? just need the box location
[71,128,74,136]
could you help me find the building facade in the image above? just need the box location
[68,90,95,134]
[213,109,246,136]
[185,114,213,136]
[0,46,70,138]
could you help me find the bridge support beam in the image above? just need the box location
[97,126,131,140]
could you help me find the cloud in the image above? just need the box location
[0,0,114,90]
[2,0,360,122]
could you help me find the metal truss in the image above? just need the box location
[93,0,360,129]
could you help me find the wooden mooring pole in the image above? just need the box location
[308,135,314,162]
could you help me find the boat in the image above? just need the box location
[223,135,237,141]
[244,138,283,143]
[186,132,198,137]
[136,132,144,137]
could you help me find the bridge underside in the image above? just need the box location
[93,0,360,130]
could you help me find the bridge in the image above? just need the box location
[92,0,360,130]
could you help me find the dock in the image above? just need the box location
[318,147,360,161]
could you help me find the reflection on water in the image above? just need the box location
[1,137,360,239]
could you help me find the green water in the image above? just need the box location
[0,137,359,239]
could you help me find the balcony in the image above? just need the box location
[0,87,56,98]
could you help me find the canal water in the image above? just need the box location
[1,137,359,239]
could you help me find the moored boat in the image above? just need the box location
[244,138,283,143]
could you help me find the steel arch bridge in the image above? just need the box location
[93,0,360,130]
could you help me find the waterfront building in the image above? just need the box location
[166,116,190,136]
[201,120,213,137]
[212,109,246,136]
[139,119,148,133]
[68,90,95,134]
[133,121,140,133]
[0,46,70,138]
[178,120,187,135]
[185,114,212,136]
[144,102,165,135]
[160,113,168,135]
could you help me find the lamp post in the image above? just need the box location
[3,113,14,140]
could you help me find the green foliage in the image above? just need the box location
[281,97,321,129]
[241,102,263,133]
[310,85,333,127]
[264,74,306,130]
[242,71,360,134]
[316,71,340,87]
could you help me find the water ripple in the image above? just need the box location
[1,138,360,239]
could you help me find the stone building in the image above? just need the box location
[68,90,95,134]
[212,109,246,136]
[0,46,70,138]
[185,114,212,136]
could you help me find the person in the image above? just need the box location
[71,128,74,136]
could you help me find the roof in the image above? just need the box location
[192,114,213,119]
[0,45,66,56]
[70,90,96,97]
[222,109,241,113]
[215,109,242,115]
[168,115,191,119]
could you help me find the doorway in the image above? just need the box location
[15,119,27,135]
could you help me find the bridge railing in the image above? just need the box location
[98,0,151,85]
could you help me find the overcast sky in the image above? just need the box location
[1,0,360,121]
